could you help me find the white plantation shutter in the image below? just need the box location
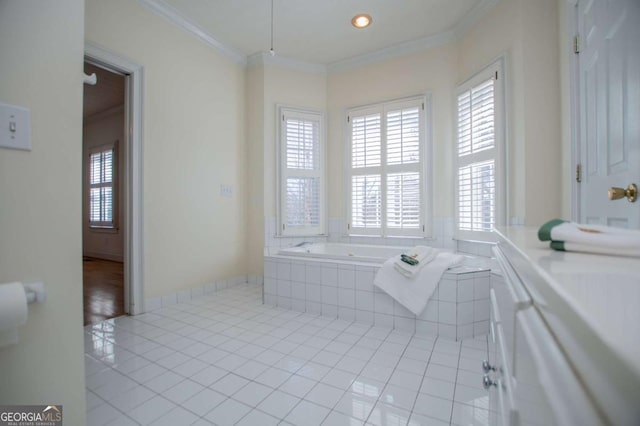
[458,161,495,231]
[278,107,325,236]
[351,114,381,168]
[387,172,420,229]
[456,60,505,238]
[351,175,381,228]
[347,97,429,237]
[89,145,116,228]
[387,107,420,165]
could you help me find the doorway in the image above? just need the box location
[82,61,127,325]
[84,42,145,320]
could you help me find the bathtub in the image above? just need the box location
[265,242,492,340]
[278,242,406,264]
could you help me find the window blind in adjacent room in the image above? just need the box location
[89,146,115,228]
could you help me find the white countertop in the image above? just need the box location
[495,226,640,373]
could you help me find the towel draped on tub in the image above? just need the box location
[374,251,465,317]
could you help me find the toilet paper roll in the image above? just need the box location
[0,283,28,345]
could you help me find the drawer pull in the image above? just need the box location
[483,374,497,389]
[482,360,496,373]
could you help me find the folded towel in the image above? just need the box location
[538,219,640,257]
[393,246,438,278]
[375,252,465,316]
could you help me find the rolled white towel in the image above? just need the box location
[393,246,438,278]
[539,219,640,257]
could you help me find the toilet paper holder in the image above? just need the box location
[23,282,46,304]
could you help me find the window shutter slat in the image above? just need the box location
[387,107,420,166]
[458,78,495,157]
[89,147,115,227]
[286,118,319,170]
[286,177,320,227]
[351,175,381,228]
[351,114,381,168]
[458,160,495,231]
[387,172,420,229]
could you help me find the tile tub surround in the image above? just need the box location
[264,256,491,341]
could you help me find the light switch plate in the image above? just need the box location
[0,102,31,151]
[220,184,233,197]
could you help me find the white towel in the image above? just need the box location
[393,246,438,278]
[539,219,640,257]
[375,252,465,316]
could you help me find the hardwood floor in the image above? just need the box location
[83,258,125,326]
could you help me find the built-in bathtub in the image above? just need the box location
[278,243,407,264]
[264,243,491,340]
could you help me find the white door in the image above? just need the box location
[578,0,640,228]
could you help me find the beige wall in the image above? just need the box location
[0,0,86,424]
[245,64,265,274]
[327,44,459,219]
[83,107,125,261]
[85,0,247,298]
[245,59,327,274]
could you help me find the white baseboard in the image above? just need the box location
[143,274,263,313]
[83,251,124,262]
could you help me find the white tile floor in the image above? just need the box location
[85,284,492,426]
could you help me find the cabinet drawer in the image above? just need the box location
[514,308,602,425]
[495,322,517,426]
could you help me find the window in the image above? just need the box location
[89,144,116,229]
[277,106,326,236]
[456,59,505,239]
[347,96,430,237]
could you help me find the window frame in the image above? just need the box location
[88,142,118,230]
[345,94,432,238]
[276,105,327,237]
[454,58,506,241]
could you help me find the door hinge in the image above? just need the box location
[495,70,498,80]
[347,115,350,123]
[283,223,286,230]
[347,223,350,230]
[422,102,425,110]
[574,35,580,54]
[576,163,582,183]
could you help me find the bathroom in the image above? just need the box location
[1,0,638,425]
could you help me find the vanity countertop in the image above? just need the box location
[494,226,640,373]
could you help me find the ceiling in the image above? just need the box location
[156,0,492,65]
[83,63,125,118]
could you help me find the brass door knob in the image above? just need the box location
[608,183,637,202]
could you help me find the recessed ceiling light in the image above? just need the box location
[351,14,372,29]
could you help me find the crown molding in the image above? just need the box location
[138,0,498,73]
[137,0,246,65]
[248,52,327,74]
[327,30,456,73]
[327,0,498,73]
[453,0,500,39]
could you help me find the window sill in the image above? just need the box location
[89,226,119,234]
[344,234,436,241]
